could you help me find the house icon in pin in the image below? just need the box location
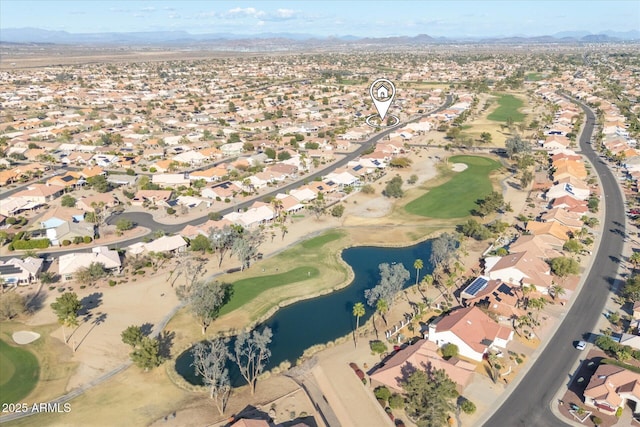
[376,84,389,99]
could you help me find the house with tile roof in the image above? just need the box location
[12,183,65,204]
[526,221,573,243]
[551,195,589,214]
[370,339,475,394]
[461,277,522,321]
[484,251,554,292]
[509,234,563,260]
[584,363,640,416]
[540,208,584,231]
[427,306,513,362]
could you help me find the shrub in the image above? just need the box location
[12,238,50,250]
[73,236,83,244]
[592,415,602,426]
[374,386,392,402]
[370,340,387,354]
[442,343,459,359]
[6,217,17,225]
[62,240,71,246]
[116,219,134,232]
[166,207,176,215]
[109,280,117,287]
[389,394,404,409]
[460,399,476,414]
[83,236,92,243]
[331,204,345,218]
[361,184,375,194]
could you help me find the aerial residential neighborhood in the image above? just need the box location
[0,1,639,427]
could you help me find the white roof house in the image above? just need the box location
[224,205,274,228]
[58,246,121,280]
[172,150,206,165]
[546,182,590,201]
[324,171,359,187]
[289,188,317,203]
[152,174,190,187]
[0,257,44,285]
[127,235,188,255]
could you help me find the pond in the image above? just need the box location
[175,239,433,386]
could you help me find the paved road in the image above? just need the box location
[0,96,453,262]
[107,95,454,232]
[483,96,626,426]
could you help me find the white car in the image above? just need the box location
[576,341,587,351]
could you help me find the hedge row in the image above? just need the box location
[10,238,51,250]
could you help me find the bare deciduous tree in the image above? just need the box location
[177,280,232,334]
[192,338,231,415]
[231,327,272,395]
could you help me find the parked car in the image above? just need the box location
[576,340,587,351]
[348,362,365,380]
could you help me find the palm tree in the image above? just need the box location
[413,259,423,286]
[514,315,532,337]
[528,297,547,323]
[376,298,389,326]
[421,274,434,293]
[271,198,284,220]
[630,252,640,270]
[550,284,566,301]
[352,302,365,347]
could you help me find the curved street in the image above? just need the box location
[1,95,452,262]
[483,96,626,426]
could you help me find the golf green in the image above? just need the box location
[405,155,501,218]
[219,266,320,315]
[0,338,39,405]
[487,94,525,122]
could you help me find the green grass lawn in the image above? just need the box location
[0,339,39,405]
[405,155,501,219]
[487,94,525,122]
[525,72,544,81]
[220,266,320,315]
[301,231,343,249]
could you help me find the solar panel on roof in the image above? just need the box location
[0,265,22,275]
[353,165,363,171]
[497,283,513,295]
[463,277,488,297]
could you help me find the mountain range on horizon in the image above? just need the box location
[1,27,639,46]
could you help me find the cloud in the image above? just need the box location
[226,7,265,18]
[276,9,295,19]
[140,6,156,12]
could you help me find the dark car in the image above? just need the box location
[348,362,365,380]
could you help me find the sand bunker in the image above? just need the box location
[451,163,469,172]
[12,331,41,345]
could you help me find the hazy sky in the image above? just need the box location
[2,1,639,37]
